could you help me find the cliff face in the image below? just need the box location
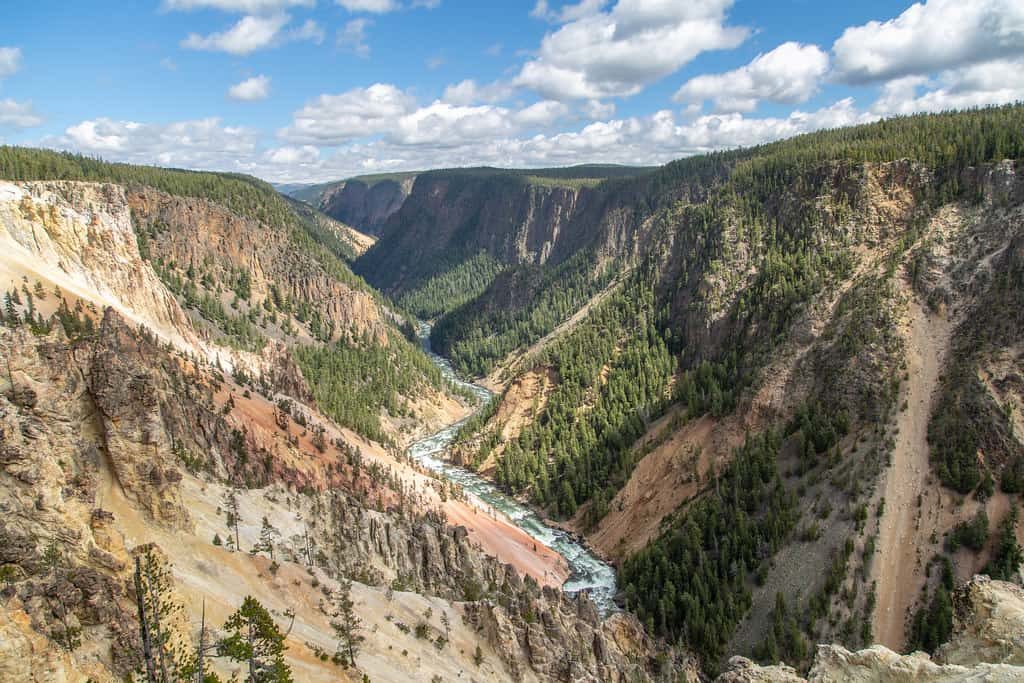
[717,576,1024,682]
[0,181,200,353]
[320,176,414,237]
[0,314,692,682]
[128,186,389,344]
[354,171,661,296]
[364,108,1024,675]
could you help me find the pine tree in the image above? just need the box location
[133,547,186,682]
[222,488,241,551]
[440,610,451,643]
[331,577,364,667]
[219,596,293,683]
[257,516,280,560]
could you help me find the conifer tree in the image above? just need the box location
[330,577,364,667]
[222,488,241,551]
[219,596,293,683]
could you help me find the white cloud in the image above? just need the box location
[55,117,259,168]
[281,82,572,148]
[337,19,372,57]
[514,100,569,127]
[832,0,1024,84]
[336,0,400,12]
[264,144,320,164]
[442,79,515,105]
[290,19,325,44]
[516,0,749,100]
[0,47,21,79]
[0,49,40,129]
[872,58,1024,116]
[182,13,291,54]
[160,57,178,71]
[280,83,418,143]
[0,99,43,128]
[163,0,313,12]
[228,74,271,101]
[46,94,879,184]
[293,98,868,182]
[674,42,829,113]
[391,102,517,145]
[531,0,608,23]
[582,99,615,119]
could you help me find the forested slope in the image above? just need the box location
[356,105,1024,674]
[0,147,463,446]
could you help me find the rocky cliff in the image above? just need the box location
[354,107,1024,675]
[717,576,1024,682]
[0,312,693,681]
[320,176,415,237]
[353,167,659,298]
[0,181,200,354]
[129,186,389,345]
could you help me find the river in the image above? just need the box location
[408,323,618,614]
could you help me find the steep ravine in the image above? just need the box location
[408,322,619,613]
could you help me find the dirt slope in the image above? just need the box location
[872,295,953,650]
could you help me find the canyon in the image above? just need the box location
[1,106,1023,682]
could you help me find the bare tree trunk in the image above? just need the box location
[248,622,257,682]
[197,600,206,683]
[134,557,158,683]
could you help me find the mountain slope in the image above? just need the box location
[0,148,694,681]
[0,148,463,446]
[355,105,1024,673]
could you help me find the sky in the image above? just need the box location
[1,0,1023,184]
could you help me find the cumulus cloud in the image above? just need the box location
[871,58,1024,116]
[674,42,829,112]
[46,95,879,184]
[515,0,749,100]
[337,19,372,57]
[163,0,314,12]
[336,0,400,12]
[269,97,869,182]
[0,99,43,128]
[531,0,608,23]
[281,82,572,149]
[55,117,259,168]
[280,84,418,143]
[390,102,517,145]
[0,48,42,130]
[582,99,615,120]
[181,13,321,54]
[182,13,291,54]
[228,74,271,101]
[442,79,515,105]
[832,0,1024,84]
[264,144,320,164]
[0,47,21,79]
[290,19,325,43]
[514,100,569,127]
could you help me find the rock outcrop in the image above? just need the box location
[319,176,415,237]
[0,181,199,352]
[128,186,389,345]
[714,576,1024,682]
[464,587,698,682]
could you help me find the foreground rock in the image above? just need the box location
[716,576,1024,682]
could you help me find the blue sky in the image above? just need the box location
[2,0,1022,183]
